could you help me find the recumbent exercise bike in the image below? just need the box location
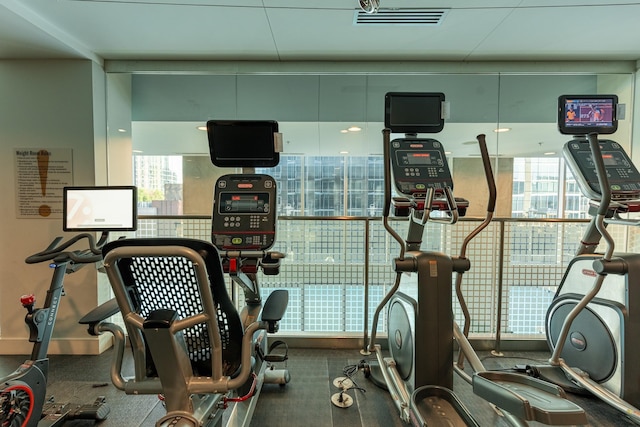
[88,120,290,427]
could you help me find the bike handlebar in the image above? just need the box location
[25,232,108,265]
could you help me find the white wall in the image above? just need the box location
[0,59,106,354]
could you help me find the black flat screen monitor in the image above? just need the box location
[63,186,137,232]
[207,120,279,168]
[385,92,445,134]
[558,95,618,135]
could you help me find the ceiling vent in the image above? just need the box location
[354,8,449,26]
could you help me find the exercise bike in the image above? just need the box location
[0,231,111,427]
[87,120,290,427]
[0,185,138,427]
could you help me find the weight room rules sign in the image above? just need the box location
[14,148,73,218]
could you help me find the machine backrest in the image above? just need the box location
[102,238,244,379]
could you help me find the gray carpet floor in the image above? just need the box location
[0,347,637,426]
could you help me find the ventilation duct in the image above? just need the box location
[354,8,448,26]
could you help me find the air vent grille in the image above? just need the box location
[354,8,448,26]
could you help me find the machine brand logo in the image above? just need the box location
[582,269,597,277]
[570,332,587,351]
[394,330,403,349]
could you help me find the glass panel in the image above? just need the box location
[107,69,634,339]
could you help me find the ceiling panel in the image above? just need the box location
[21,1,279,60]
[471,4,640,60]
[2,1,640,62]
[266,7,512,61]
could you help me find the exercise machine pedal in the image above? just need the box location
[473,372,587,425]
[40,396,110,425]
[411,386,479,427]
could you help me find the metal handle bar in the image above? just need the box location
[219,250,285,260]
[25,232,108,265]
[424,186,459,225]
[477,134,497,214]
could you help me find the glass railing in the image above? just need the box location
[122,215,636,345]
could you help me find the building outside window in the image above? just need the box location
[132,153,593,334]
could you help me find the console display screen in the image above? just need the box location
[395,150,443,166]
[218,192,270,214]
[577,151,629,168]
[63,186,137,231]
[558,95,617,135]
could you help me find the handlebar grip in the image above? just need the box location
[65,250,103,264]
[476,134,497,214]
[25,233,106,265]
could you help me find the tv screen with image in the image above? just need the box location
[63,186,137,232]
[558,95,618,135]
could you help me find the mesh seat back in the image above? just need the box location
[103,238,243,377]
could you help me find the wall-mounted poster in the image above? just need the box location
[14,148,73,218]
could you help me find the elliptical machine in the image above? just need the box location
[364,92,478,426]
[541,95,640,423]
[366,92,588,427]
[0,185,137,427]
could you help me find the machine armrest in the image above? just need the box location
[261,290,288,332]
[78,298,121,334]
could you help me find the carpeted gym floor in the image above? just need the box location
[0,347,636,426]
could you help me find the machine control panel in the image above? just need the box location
[212,174,276,250]
[563,139,640,201]
[390,138,453,197]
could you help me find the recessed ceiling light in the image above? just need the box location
[493,127,511,133]
[544,151,556,155]
[445,151,452,155]
[348,126,362,132]
[117,128,127,133]
[133,149,143,154]
[340,129,349,133]
[340,151,349,154]
[197,126,207,131]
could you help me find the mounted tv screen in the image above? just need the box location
[384,92,445,134]
[558,95,618,135]
[207,120,279,168]
[63,186,137,232]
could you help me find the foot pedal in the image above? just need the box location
[473,371,587,425]
[66,397,110,421]
[412,386,480,427]
[263,340,288,363]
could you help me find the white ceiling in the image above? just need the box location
[3,1,638,159]
[3,1,640,63]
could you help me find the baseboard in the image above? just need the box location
[0,335,113,355]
